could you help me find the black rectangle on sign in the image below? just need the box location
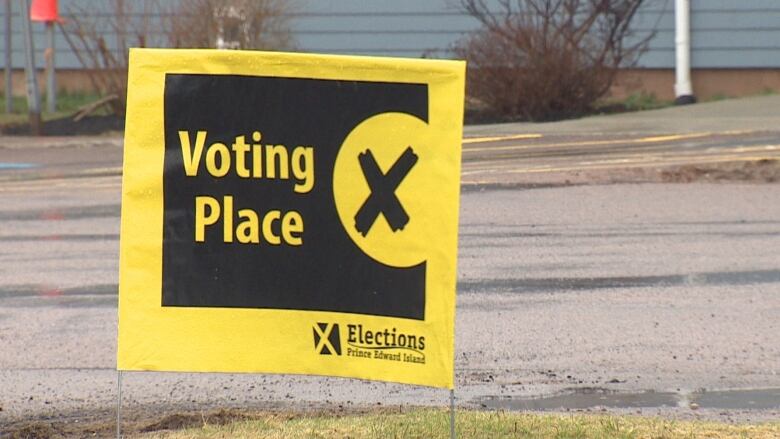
[161,74,428,320]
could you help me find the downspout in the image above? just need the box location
[4,0,11,113]
[674,0,695,104]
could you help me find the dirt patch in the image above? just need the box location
[0,115,124,136]
[580,159,780,185]
[140,408,253,433]
[4,422,56,439]
[462,160,780,188]
[0,406,370,439]
[2,417,113,439]
[659,159,780,183]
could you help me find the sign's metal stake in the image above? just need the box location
[450,388,456,439]
[116,370,123,439]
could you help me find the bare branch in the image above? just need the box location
[456,0,653,121]
[59,0,295,116]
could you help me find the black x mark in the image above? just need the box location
[354,146,418,236]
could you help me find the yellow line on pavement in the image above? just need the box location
[636,133,711,143]
[462,133,543,144]
[462,154,778,175]
[461,143,780,172]
[0,175,122,193]
[463,143,780,172]
[719,144,780,153]
[463,131,756,153]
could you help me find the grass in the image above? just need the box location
[706,93,731,102]
[707,88,777,102]
[619,92,671,112]
[134,408,780,439]
[596,91,672,114]
[0,91,105,125]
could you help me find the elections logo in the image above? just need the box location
[313,323,341,356]
[343,324,427,365]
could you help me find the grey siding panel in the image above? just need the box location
[691,11,780,29]
[692,30,780,49]
[2,19,85,70]
[692,50,780,68]
[689,0,780,10]
[2,1,169,70]
[635,50,675,68]
[624,0,673,68]
[300,0,464,14]
[292,0,780,65]
[292,15,477,33]
[290,0,477,57]
[635,1,780,68]
[2,0,780,69]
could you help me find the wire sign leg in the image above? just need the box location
[116,371,123,439]
[450,389,456,439]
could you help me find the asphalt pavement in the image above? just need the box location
[1,96,779,430]
[461,94,780,186]
[465,93,780,136]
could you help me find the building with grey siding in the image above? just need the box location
[2,0,780,100]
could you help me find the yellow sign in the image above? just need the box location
[117,48,465,389]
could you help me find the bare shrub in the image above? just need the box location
[167,0,294,50]
[59,0,167,116]
[455,0,654,122]
[60,0,295,117]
